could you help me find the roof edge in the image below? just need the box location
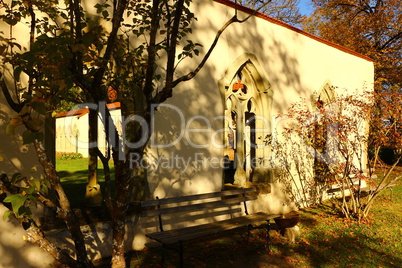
[213,0,373,62]
[55,102,121,118]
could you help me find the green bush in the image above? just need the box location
[60,153,84,160]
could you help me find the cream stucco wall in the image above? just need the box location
[0,92,44,179]
[56,113,90,157]
[146,0,374,202]
[55,108,122,158]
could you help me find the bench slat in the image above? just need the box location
[146,212,281,244]
[141,188,256,208]
[142,194,257,217]
[141,207,242,228]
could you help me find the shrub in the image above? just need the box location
[60,153,84,160]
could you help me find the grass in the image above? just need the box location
[271,166,402,267]
[126,167,402,268]
[56,158,402,267]
[56,157,114,206]
[124,192,402,267]
[275,194,402,267]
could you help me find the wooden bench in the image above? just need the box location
[141,188,281,267]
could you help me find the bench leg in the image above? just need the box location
[161,244,166,265]
[162,242,184,268]
[247,224,252,237]
[179,241,184,268]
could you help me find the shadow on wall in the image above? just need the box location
[0,91,44,178]
[147,97,216,198]
[146,0,305,200]
[192,0,305,107]
[0,206,55,268]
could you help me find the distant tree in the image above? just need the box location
[368,87,402,181]
[54,87,84,113]
[236,0,304,26]
[0,1,265,267]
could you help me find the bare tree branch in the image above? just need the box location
[164,0,185,99]
[0,73,25,113]
[144,0,161,100]
[153,2,269,104]
[92,0,129,96]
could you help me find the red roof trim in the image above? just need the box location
[107,102,121,110]
[55,102,121,118]
[56,108,88,118]
[213,0,373,62]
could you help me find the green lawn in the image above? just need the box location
[126,168,402,268]
[270,169,402,268]
[274,193,402,267]
[56,157,114,206]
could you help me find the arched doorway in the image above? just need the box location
[220,54,272,186]
[311,81,337,186]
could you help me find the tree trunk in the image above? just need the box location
[111,206,127,268]
[111,172,130,267]
[33,140,93,268]
[24,221,78,267]
[86,108,102,206]
[110,159,140,267]
[45,112,56,166]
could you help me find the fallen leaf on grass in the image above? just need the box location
[284,256,297,263]
[300,239,310,245]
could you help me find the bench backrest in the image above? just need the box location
[141,188,258,232]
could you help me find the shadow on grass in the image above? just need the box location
[279,232,402,267]
[119,203,402,268]
[275,203,402,268]
[121,228,294,268]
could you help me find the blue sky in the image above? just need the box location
[298,0,314,16]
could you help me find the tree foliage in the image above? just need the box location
[235,0,304,26]
[369,88,402,168]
